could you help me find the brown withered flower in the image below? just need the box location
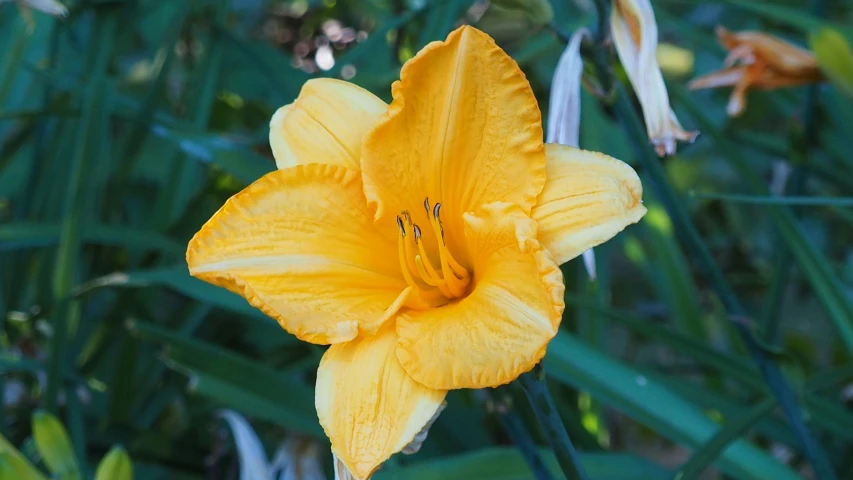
[689,26,824,117]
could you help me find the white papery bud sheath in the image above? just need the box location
[547,28,598,280]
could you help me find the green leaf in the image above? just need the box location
[31,411,80,479]
[77,267,275,325]
[0,223,184,255]
[187,371,322,439]
[375,447,670,480]
[674,398,777,480]
[0,436,46,480]
[543,333,800,480]
[720,0,844,33]
[128,321,321,437]
[672,84,853,358]
[689,192,853,207]
[94,446,133,480]
[810,28,853,98]
[46,9,117,413]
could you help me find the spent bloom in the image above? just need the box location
[187,26,645,479]
[2,0,67,30]
[546,28,598,280]
[688,26,824,117]
[610,0,698,156]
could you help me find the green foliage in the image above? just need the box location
[94,446,132,480]
[32,411,80,479]
[0,412,131,480]
[2,0,853,479]
[810,27,853,98]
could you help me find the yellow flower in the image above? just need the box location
[187,26,645,479]
[688,26,824,117]
[610,0,698,156]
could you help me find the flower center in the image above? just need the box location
[396,198,470,299]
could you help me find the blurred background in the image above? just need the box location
[2,0,853,479]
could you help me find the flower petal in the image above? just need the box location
[688,66,746,90]
[531,144,646,265]
[396,203,564,390]
[716,26,820,74]
[361,26,546,263]
[270,79,387,170]
[316,326,447,480]
[187,164,407,345]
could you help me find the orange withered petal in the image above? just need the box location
[690,26,824,117]
[716,26,821,75]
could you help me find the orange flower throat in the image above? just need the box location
[396,199,470,300]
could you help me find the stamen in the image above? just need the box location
[418,203,462,297]
[396,202,472,300]
[414,225,454,298]
[400,212,420,275]
[428,203,469,280]
[415,256,442,287]
[397,228,419,290]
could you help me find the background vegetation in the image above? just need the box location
[2,0,853,478]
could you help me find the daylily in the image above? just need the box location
[688,26,824,117]
[610,0,698,156]
[187,26,645,479]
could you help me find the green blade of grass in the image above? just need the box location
[543,332,800,480]
[564,294,759,387]
[46,10,117,413]
[690,192,853,207]
[128,320,321,437]
[74,267,279,326]
[673,84,853,357]
[606,73,833,477]
[674,398,777,480]
[0,223,184,255]
[375,447,670,480]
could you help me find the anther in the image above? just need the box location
[396,203,471,300]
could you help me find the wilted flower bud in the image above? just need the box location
[610,0,698,156]
[546,28,598,280]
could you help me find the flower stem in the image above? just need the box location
[496,405,554,480]
[518,365,590,480]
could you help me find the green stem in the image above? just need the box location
[675,397,778,480]
[760,0,823,345]
[493,394,554,480]
[47,10,116,413]
[578,3,835,478]
[612,78,836,480]
[518,365,589,480]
